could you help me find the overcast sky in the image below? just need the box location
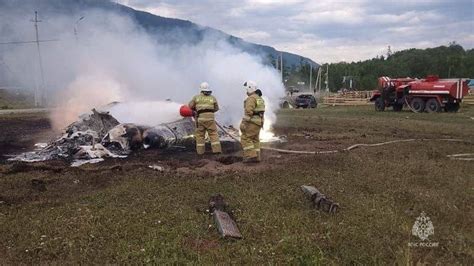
[119,0,474,63]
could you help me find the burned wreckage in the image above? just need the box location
[10,106,241,166]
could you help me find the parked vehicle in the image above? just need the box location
[295,94,317,108]
[370,76,469,112]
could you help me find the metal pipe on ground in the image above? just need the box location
[301,185,339,214]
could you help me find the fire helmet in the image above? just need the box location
[200,82,211,92]
[243,80,258,94]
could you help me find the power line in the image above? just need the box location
[280,52,283,83]
[0,39,59,45]
[0,12,65,107]
[74,16,85,42]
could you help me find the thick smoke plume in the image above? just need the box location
[0,1,285,132]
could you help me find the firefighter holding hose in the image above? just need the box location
[240,81,265,163]
[188,82,222,155]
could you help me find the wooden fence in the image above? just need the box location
[321,91,374,106]
[464,90,474,105]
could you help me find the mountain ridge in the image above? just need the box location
[0,0,318,68]
[115,2,319,68]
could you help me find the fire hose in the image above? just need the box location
[446,153,474,161]
[215,122,473,161]
[261,138,474,161]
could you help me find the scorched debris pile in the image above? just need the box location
[9,107,240,166]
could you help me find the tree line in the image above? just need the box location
[280,43,474,92]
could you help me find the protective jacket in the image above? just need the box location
[188,94,219,121]
[243,94,265,126]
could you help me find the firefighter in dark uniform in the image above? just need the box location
[240,81,265,163]
[188,82,222,155]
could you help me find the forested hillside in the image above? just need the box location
[323,44,474,91]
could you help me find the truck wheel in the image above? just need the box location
[393,104,403,112]
[375,98,385,111]
[426,98,441,113]
[410,98,425,113]
[444,103,460,112]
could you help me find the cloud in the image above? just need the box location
[247,0,303,4]
[289,9,365,25]
[231,30,272,42]
[123,0,474,63]
[138,4,182,18]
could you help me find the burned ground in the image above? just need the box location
[0,112,57,162]
[0,106,473,264]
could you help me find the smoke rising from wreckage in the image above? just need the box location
[9,102,243,166]
[0,0,286,133]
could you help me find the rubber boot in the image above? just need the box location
[243,157,259,164]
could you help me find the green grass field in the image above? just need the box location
[0,90,35,109]
[0,105,473,264]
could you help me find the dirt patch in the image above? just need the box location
[2,161,66,175]
[171,150,300,177]
[0,195,10,205]
[183,237,220,252]
[216,155,243,165]
[0,113,57,162]
[0,142,300,207]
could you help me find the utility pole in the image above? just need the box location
[318,68,322,93]
[325,64,329,92]
[387,45,392,57]
[309,63,313,93]
[315,67,320,94]
[31,11,46,107]
[280,51,283,83]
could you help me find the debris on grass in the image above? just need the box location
[301,185,339,214]
[208,194,229,213]
[209,194,242,239]
[71,158,105,167]
[9,109,122,165]
[213,210,242,239]
[8,104,242,167]
[148,164,164,172]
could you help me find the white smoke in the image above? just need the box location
[0,2,285,131]
[49,74,125,129]
[104,101,183,126]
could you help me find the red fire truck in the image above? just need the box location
[370,76,470,112]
